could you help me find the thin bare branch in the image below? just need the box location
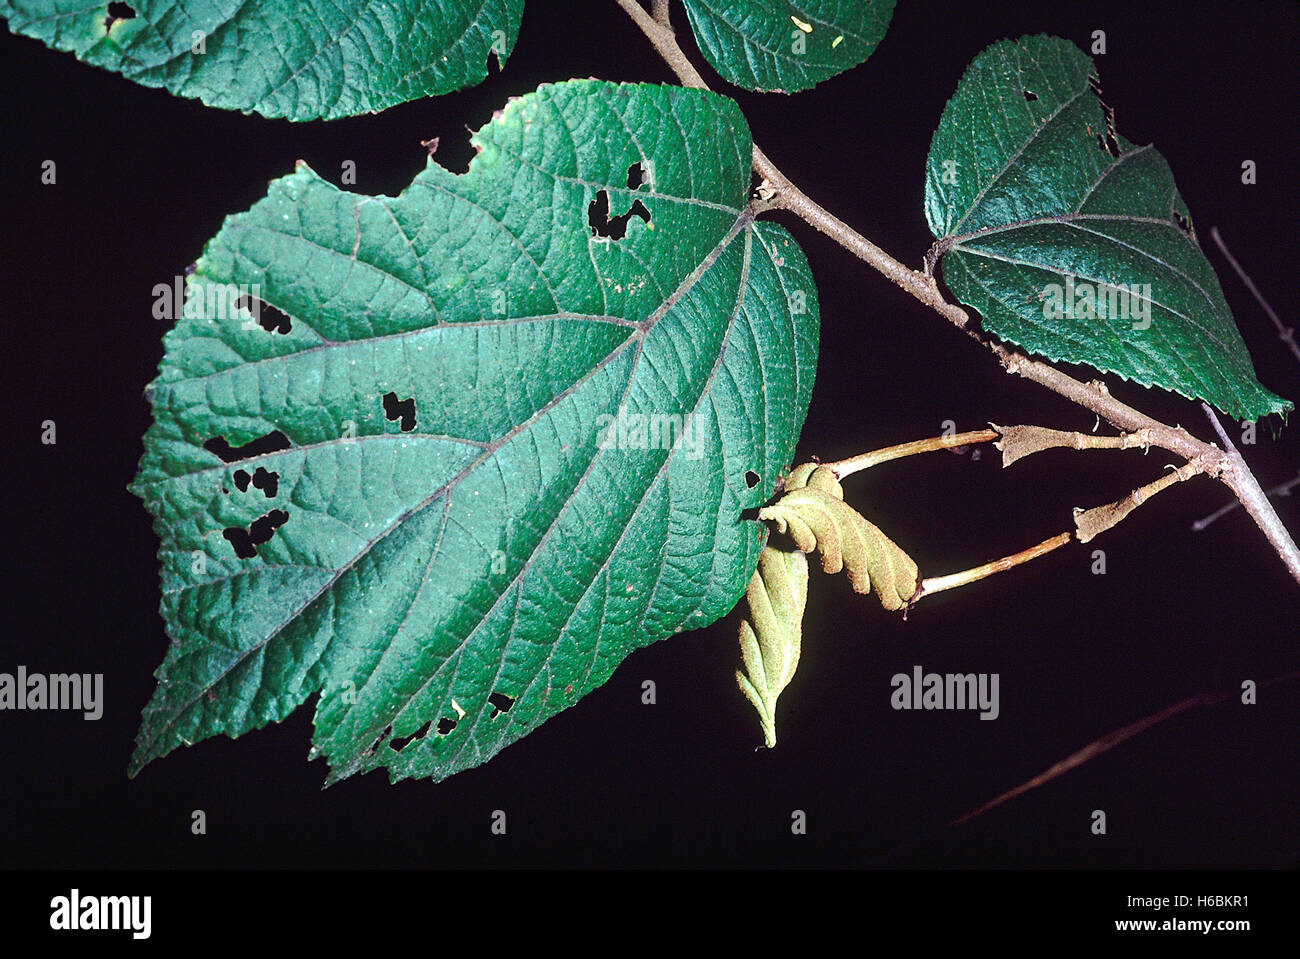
[950,671,1300,827]
[1202,404,1300,577]
[1211,226,1300,366]
[1193,470,1300,531]
[615,0,710,87]
[755,148,977,332]
[950,696,1200,826]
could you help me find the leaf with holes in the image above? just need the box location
[925,34,1289,421]
[130,80,819,784]
[1,0,522,120]
[681,0,894,93]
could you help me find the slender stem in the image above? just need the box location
[1049,429,1149,451]
[916,533,1072,599]
[981,357,1297,583]
[825,428,998,479]
[949,670,1300,827]
[1202,405,1300,576]
[615,0,1300,584]
[991,352,1203,461]
[824,427,1184,595]
[1210,226,1300,366]
[950,696,1200,826]
[1139,463,1199,500]
[754,147,977,332]
[650,0,670,26]
[1193,470,1300,532]
[616,0,711,88]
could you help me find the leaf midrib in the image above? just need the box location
[134,206,758,770]
[945,58,1091,236]
[351,222,760,781]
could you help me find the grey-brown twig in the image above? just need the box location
[1211,226,1299,366]
[615,0,1300,584]
[1202,404,1300,575]
[1193,470,1300,531]
[950,670,1300,827]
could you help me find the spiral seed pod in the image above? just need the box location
[760,466,919,610]
[736,545,809,748]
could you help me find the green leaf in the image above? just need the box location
[925,35,1289,422]
[1,0,522,120]
[681,0,894,93]
[130,80,819,784]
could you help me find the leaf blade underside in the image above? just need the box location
[130,80,820,784]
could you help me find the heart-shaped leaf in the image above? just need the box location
[682,0,894,93]
[130,80,819,783]
[925,34,1289,421]
[1,0,522,120]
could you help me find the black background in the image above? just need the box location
[1,0,1297,870]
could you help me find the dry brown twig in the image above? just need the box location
[950,670,1300,827]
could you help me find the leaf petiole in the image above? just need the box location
[913,532,1073,602]
[825,428,999,479]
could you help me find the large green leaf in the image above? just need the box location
[925,34,1289,421]
[1,0,522,120]
[682,0,894,93]
[130,80,819,784]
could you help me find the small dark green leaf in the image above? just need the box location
[682,0,894,93]
[925,35,1289,421]
[1,0,522,120]
[130,80,819,783]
